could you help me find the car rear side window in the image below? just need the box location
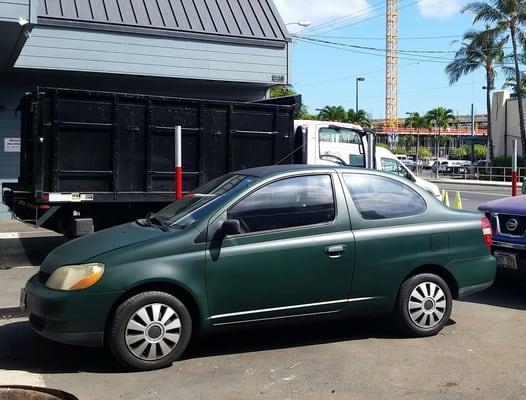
[228,175,335,233]
[343,174,426,220]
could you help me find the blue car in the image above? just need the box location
[479,196,526,277]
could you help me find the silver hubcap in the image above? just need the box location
[125,303,181,361]
[408,282,447,329]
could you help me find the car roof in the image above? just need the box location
[233,164,435,200]
[235,164,384,179]
[236,164,337,178]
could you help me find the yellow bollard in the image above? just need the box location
[441,190,446,203]
[453,191,463,210]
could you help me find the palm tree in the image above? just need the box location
[405,112,430,174]
[426,107,456,178]
[405,135,416,149]
[270,85,310,119]
[463,0,526,158]
[347,109,372,128]
[317,106,347,122]
[503,70,526,94]
[439,135,454,158]
[445,26,505,162]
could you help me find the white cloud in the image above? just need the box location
[417,0,463,19]
[273,0,372,32]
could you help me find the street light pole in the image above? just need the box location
[285,21,311,27]
[435,123,440,180]
[356,77,365,113]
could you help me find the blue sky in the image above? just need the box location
[274,0,508,119]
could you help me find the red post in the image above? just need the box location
[513,140,518,197]
[175,126,182,200]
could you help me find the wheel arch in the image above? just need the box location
[402,264,459,299]
[104,280,204,339]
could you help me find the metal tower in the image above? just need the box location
[385,0,399,131]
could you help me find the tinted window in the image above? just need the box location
[155,174,255,228]
[228,175,335,233]
[381,158,411,180]
[343,174,426,220]
[319,128,362,145]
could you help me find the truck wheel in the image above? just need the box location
[108,291,192,371]
[396,274,452,337]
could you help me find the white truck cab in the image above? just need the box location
[294,120,441,199]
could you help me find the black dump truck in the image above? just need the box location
[2,87,299,236]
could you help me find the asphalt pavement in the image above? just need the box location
[434,183,511,212]
[1,278,525,400]
[0,189,525,399]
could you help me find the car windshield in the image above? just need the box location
[151,174,256,229]
[318,127,365,167]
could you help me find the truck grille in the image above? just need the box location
[497,214,526,237]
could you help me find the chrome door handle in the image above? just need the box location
[325,245,346,258]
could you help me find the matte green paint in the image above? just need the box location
[24,166,496,346]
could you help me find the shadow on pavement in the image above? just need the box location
[185,317,428,361]
[0,236,68,269]
[460,279,526,311]
[0,316,425,374]
[0,320,119,374]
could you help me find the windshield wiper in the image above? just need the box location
[145,213,169,232]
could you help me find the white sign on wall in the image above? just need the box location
[4,138,20,152]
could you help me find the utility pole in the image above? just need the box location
[356,77,365,113]
[470,103,475,163]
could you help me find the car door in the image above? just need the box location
[205,172,355,325]
[341,172,431,311]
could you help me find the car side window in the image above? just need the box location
[227,175,335,234]
[343,174,426,220]
[381,158,410,180]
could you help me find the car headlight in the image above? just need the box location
[45,263,105,291]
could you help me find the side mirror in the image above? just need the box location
[222,219,242,236]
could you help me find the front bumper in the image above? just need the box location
[24,274,123,348]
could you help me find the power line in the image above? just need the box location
[299,34,464,41]
[295,62,420,88]
[296,36,457,63]
[314,0,423,34]
[300,0,387,35]
[296,37,453,64]
[295,36,515,63]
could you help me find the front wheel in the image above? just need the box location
[396,274,452,337]
[108,291,192,371]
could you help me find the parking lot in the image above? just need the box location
[1,220,525,399]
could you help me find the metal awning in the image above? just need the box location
[37,0,290,45]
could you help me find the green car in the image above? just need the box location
[21,165,496,370]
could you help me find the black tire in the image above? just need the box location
[108,291,192,371]
[396,274,452,337]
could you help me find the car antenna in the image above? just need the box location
[255,140,308,178]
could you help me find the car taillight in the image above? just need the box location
[481,217,493,248]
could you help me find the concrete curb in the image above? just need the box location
[427,178,514,188]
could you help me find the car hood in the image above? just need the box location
[479,195,526,215]
[415,177,441,198]
[40,222,165,273]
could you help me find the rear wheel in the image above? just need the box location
[108,291,192,371]
[396,274,452,337]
